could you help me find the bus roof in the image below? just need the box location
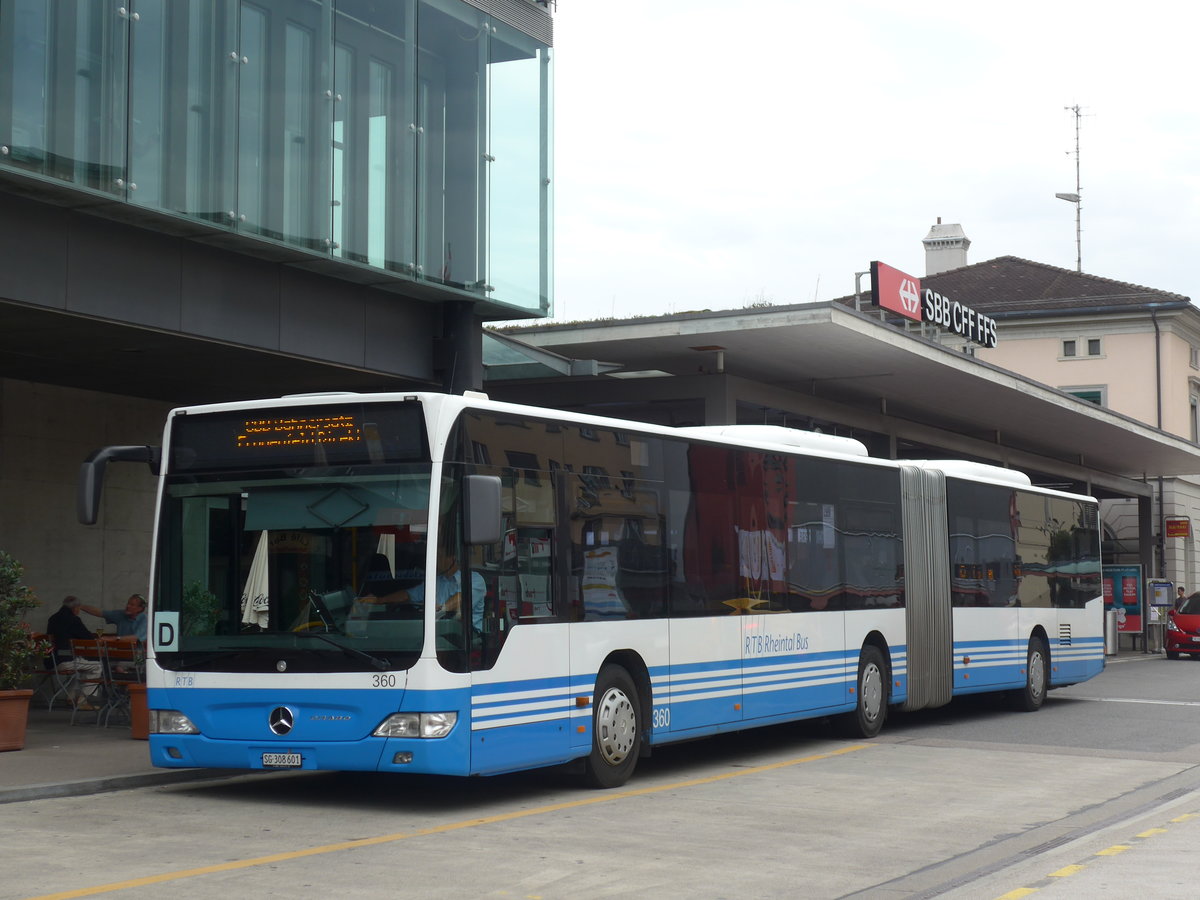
[167,391,1096,501]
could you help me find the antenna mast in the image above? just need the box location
[1064,105,1082,272]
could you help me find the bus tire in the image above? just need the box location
[840,646,887,739]
[584,665,641,789]
[1010,636,1049,711]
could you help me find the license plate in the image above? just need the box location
[262,752,302,768]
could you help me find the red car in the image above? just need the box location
[1166,593,1200,659]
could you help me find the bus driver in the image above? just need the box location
[361,545,485,632]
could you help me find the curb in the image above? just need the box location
[0,769,234,805]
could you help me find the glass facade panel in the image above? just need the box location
[283,20,316,245]
[238,3,268,233]
[126,1,238,225]
[487,20,550,313]
[0,0,551,315]
[0,0,127,193]
[416,0,484,288]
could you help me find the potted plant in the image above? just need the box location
[182,581,220,636]
[0,551,52,751]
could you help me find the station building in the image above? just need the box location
[491,234,1200,634]
[0,0,554,610]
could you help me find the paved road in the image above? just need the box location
[8,653,1200,900]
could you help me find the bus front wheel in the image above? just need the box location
[1010,637,1049,711]
[840,646,887,739]
[584,665,641,789]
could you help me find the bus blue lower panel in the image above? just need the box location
[1050,638,1105,684]
[471,718,576,775]
[948,637,1105,696]
[740,650,851,721]
[148,686,475,776]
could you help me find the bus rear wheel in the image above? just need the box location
[584,665,641,789]
[1010,637,1049,711]
[840,646,887,739]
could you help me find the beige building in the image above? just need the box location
[914,233,1200,593]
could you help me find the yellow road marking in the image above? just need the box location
[25,743,872,900]
[996,809,1200,900]
[1047,864,1085,877]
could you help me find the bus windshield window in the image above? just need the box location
[154,466,437,671]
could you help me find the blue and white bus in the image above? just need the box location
[79,391,1105,788]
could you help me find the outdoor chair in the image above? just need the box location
[46,651,80,713]
[23,633,74,711]
[100,640,144,727]
[67,639,108,726]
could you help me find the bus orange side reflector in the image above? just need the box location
[734,703,741,710]
[576,697,589,707]
[577,726,586,733]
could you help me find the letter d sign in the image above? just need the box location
[155,611,179,651]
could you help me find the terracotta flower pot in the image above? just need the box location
[128,683,149,741]
[0,689,34,751]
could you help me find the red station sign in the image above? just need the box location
[869,259,1000,348]
[870,261,922,322]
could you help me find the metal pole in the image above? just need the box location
[1068,105,1082,272]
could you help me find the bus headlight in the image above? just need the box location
[373,712,458,738]
[149,710,200,734]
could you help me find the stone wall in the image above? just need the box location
[0,379,169,626]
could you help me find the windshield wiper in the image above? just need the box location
[293,630,391,671]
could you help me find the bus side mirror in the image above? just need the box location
[463,475,503,545]
[77,445,161,525]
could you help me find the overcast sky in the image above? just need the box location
[532,1,1198,324]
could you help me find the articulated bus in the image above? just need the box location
[79,391,1104,788]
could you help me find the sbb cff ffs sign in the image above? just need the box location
[869,261,999,349]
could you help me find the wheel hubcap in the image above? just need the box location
[861,663,883,722]
[596,687,636,765]
[1030,650,1046,700]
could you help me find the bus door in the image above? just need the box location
[899,466,953,711]
[467,466,573,774]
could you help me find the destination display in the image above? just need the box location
[169,403,429,472]
[237,414,362,449]
[870,260,999,348]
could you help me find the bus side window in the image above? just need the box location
[506,472,557,621]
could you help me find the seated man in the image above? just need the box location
[80,593,147,642]
[45,595,102,710]
[361,545,485,632]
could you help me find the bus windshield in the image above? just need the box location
[154,467,438,671]
[151,400,440,672]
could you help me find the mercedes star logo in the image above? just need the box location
[269,706,294,735]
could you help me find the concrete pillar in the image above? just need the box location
[440,301,483,394]
[703,376,737,425]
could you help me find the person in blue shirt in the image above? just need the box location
[80,593,147,642]
[362,546,486,632]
